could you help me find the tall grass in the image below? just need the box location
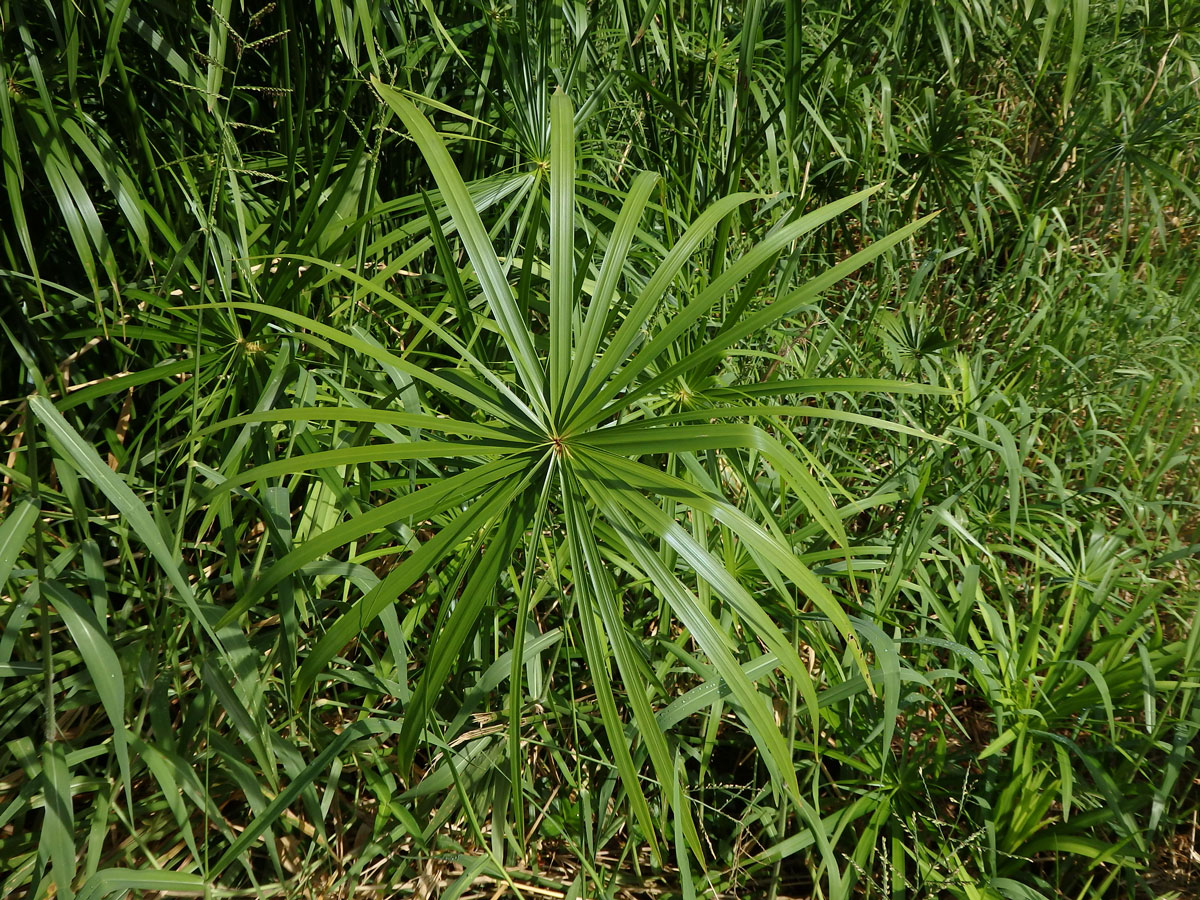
[1,2,1198,898]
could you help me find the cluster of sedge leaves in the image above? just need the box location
[1,2,1198,899]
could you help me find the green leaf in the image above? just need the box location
[572,185,889,427]
[372,78,546,414]
[0,499,39,588]
[209,719,406,879]
[548,88,576,416]
[28,396,225,650]
[42,581,131,804]
[76,869,206,900]
[397,492,531,772]
[582,480,802,802]
[219,458,528,628]
[294,472,533,699]
[40,741,76,900]
[569,190,760,422]
[614,213,940,419]
[566,170,661,408]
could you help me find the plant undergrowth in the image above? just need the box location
[1,2,1198,899]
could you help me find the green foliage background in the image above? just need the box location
[1,1,1198,898]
